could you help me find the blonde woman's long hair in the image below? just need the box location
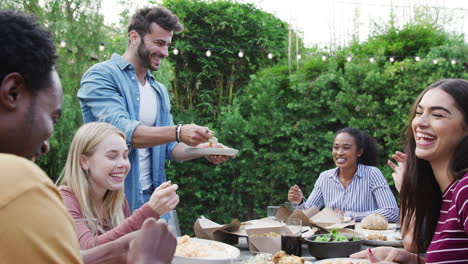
[59,122,127,236]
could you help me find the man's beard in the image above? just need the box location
[137,39,159,71]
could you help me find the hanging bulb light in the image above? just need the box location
[415,56,420,62]
[369,57,375,63]
[205,49,211,57]
[346,55,352,62]
[296,53,301,60]
[432,59,438,64]
[389,57,395,63]
[173,48,179,55]
[451,59,457,65]
[321,55,327,61]
[60,40,67,48]
[267,52,273,59]
[238,50,244,58]
[99,43,105,51]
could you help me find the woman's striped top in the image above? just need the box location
[425,173,468,264]
[296,164,399,222]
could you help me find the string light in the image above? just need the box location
[415,56,420,62]
[369,57,375,63]
[346,55,352,62]
[99,43,105,51]
[296,53,301,60]
[267,52,273,59]
[60,40,67,48]
[389,57,395,62]
[451,59,457,65]
[205,49,211,57]
[321,55,327,61]
[238,50,244,58]
[432,59,438,64]
[173,48,179,55]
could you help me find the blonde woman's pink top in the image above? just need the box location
[59,186,159,250]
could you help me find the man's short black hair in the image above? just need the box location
[0,10,57,95]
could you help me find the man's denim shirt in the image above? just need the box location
[78,53,177,211]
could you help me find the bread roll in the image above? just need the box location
[361,213,388,230]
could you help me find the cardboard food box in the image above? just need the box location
[245,222,282,254]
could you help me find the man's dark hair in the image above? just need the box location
[0,10,57,95]
[127,6,183,39]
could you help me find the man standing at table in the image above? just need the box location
[0,10,176,263]
[78,6,231,220]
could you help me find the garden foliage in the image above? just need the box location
[1,0,466,235]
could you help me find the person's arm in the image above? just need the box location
[82,218,176,264]
[295,175,325,210]
[60,188,159,250]
[79,69,212,149]
[345,168,399,222]
[350,247,424,263]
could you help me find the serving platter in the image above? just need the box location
[172,237,240,264]
[185,146,239,156]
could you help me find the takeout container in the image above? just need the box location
[304,234,363,259]
[245,225,282,254]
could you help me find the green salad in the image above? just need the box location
[313,228,360,242]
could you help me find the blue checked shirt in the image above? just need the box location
[297,164,399,222]
[78,53,177,211]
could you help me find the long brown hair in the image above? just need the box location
[400,79,468,255]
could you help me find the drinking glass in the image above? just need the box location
[281,218,302,256]
[267,205,280,219]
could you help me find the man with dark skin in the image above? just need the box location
[0,10,176,264]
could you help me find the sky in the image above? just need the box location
[101,0,468,48]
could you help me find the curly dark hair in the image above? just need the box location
[0,10,57,95]
[127,6,183,39]
[335,127,379,166]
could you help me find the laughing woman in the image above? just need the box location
[351,79,468,263]
[288,127,399,222]
[58,122,179,249]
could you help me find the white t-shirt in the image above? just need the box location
[138,80,158,191]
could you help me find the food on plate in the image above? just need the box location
[251,232,281,237]
[242,253,274,264]
[272,251,305,264]
[365,232,388,241]
[242,251,304,264]
[175,235,227,258]
[360,213,388,230]
[320,260,370,264]
[313,228,360,242]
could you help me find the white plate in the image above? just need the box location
[185,147,239,156]
[172,237,240,264]
[358,229,403,247]
[362,239,403,247]
[314,258,370,264]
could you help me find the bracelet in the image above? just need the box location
[175,124,182,143]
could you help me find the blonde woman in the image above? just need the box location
[58,122,179,249]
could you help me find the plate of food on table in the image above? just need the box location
[355,213,403,247]
[185,136,239,156]
[242,251,312,264]
[313,258,370,264]
[173,235,240,264]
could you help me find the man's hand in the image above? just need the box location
[127,218,177,264]
[387,151,406,193]
[288,184,304,205]
[179,124,213,146]
[148,181,179,216]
